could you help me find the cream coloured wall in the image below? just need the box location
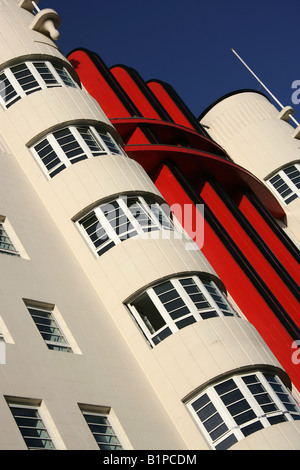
[0,0,299,451]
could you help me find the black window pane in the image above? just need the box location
[152,327,172,345]
[267,414,287,425]
[133,293,166,333]
[241,421,264,437]
[215,433,238,450]
[176,316,196,329]
[215,379,236,395]
[220,389,244,406]
[191,394,210,412]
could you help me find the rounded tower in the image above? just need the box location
[0,1,299,450]
[199,90,300,243]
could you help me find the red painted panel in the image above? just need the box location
[68,50,132,119]
[200,181,300,326]
[127,127,152,145]
[239,193,300,284]
[147,81,195,129]
[110,66,162,120]
[154,164,300,390]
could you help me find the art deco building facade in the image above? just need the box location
[0,0,299,450]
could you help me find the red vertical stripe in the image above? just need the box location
[154,164,300,390]
[238,193,300,284]
[147,81,195,129]
[200,181,300,325]
[110,66,162,119]
[68,50,132,119]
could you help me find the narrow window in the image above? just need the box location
[187,372,300,450]
[77,195,174,257]
[7,401,56,450]
[127,275,237,346]
[0,219,20,257]
[268,163,300,204]
[80,407,124,450]
[25,301,72,352]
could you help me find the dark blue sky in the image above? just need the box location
[42,0,300,124]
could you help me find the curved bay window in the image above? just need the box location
[127,275,238,346]
[186,371,300,450]
[0,60,77,109]
[77,195,174,257]
[31,125,125,177]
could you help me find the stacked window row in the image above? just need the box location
[0,193,175,261]
[4,371,300,450]
[2,239,300,449]
[268,163,300,205]
[6,399,124,450]
[0,61,128,178]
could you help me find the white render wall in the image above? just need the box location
[199,91,300,243]
[0,147,187,450]
[0,0,299,450]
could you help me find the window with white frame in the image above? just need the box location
[268,163,300,204]
[80,408,124,450]
[77,195,174,257]
[187,371,300,450]
[31,125,125,178]
[7,400,56,449]
[127,275,237,346]
[0,220,20,257]
[0,60,77,108]
[25,302,72,353]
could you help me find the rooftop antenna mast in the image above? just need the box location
[231,48,299,127]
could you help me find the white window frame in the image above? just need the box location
[0,216,29,259]
[127,275,237,347]
[79,405,132,450]
[0,60,77,109]
[0,220,20,257]
[7,400,57,450]
[267,163,300,205]
[24,301,78,353]
[31,125,125,178]
[186,371,300,450]
[77,195,174,257]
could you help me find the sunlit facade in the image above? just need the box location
[0,0,299,450]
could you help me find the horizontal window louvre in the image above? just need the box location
[33,62,58,86]
[11,63,41,94]
[77,127,105,156]
[82,411,123,450]
[8,404,55,450]
[54,66,77,88]
[0,222,20,257]
[26,304,72,353]
[96,129,121,155]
